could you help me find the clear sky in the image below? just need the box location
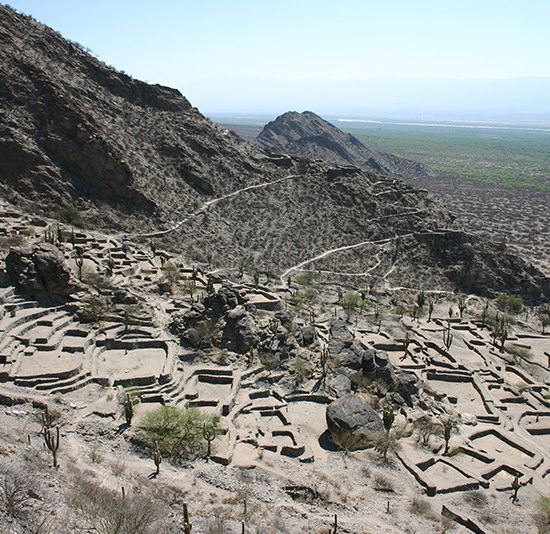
[5,1,550,115]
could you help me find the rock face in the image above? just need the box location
[6,243,76,296]
[223,305,258,353]
[328,319,364,370]
[257,111,430,180]
[326,394,384,449]
[362,349,418,404]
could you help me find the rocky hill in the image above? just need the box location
[257,111,430,179]
[0,5,547,303]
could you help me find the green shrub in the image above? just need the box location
[340,292,367,311]
[496,294,524,313]
[291,286,319,308]
[135,406,220,459]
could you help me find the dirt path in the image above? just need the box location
[123,173,304,239]
[280,233,415,283]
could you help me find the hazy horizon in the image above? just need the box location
[4,1,550,120]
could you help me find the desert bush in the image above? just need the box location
[0,463,37,519]
[135,406,220,459]
[0,235,25,250]
[462,490,488,509]
[372,472,394,492]
[258,352,281,374]
[79,296,112,323]
[288,356,313,385]
[291,286,319,309]
[504,343,534,364]
[409,496,434,518]
[535,496,550,533]
[82,270,117,294]
[496,293,524,313]
[368,426,408,459]
[413,415,440,446]
[204,513,229,534]
[340,292,367,311]
[294,272,316,286]
[110,459,127,477]
[184,319,220,348]
[66,476,166,534]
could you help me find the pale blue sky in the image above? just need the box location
[5,1,550,114]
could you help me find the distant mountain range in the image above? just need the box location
[194,76,550,120]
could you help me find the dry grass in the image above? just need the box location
[372,472,394,492]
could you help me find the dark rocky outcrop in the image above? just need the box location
[326,394,384,449]
[257,111,430,180]
[328,319,364,370]
[6,243,78,296]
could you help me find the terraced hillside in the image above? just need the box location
[0,201,549,533]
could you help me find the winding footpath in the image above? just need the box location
[122,173,305,239]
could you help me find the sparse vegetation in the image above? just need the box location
[534,496,550,533]
[66,474,166,534]
[497,293,524,314]
[135,406,220,460]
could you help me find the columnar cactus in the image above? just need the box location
[123,392,133,426]
[183,503,192,533]
[44,426,60,468]
[442,322,453,351]
[203,423,216,459]
[153,441,161,475]
[383,405,395,434]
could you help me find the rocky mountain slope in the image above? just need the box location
[0,5,547,303]
[257,111,430,179]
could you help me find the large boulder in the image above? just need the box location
[326,394,384,449]
[328,318,364,370]
[6,243,78,296]
[328,318,354,355]
[223,305,258,353]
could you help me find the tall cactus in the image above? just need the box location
[183,503,192,534]
[123,392,133,426]
[511,475,521,503]
[383,405,395,434]
[40,406,54,430]
[153,441,161,475]
[44,426,60,468]
[75,252,84,281]
[442,322,453,351]
[203,422,216,459]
